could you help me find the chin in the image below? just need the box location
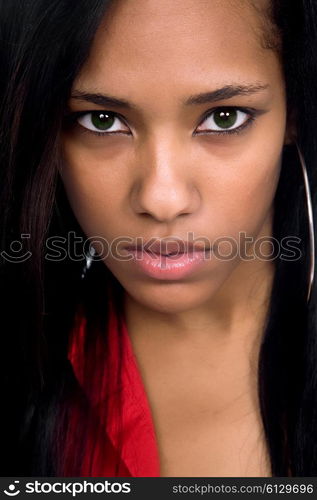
[124,282,218,315]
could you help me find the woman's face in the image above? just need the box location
[61,0,290,314]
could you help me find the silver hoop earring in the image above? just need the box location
[81,245,96,279]
[295,142,315,303]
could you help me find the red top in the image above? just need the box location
[64,300,161,477]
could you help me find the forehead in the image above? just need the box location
[74,0,281,104]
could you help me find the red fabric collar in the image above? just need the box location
[66,300,160,477]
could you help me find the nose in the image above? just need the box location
[130,135,201,223]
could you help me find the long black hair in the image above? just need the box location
[0,0,316,476]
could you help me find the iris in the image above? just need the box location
[214,109,237,129]
[91,112,115,130]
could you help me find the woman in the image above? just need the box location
[0,0,316,477]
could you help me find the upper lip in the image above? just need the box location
[124,239,211,255]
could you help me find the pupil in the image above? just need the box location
[214,109,237,129]
[91,112,114,130]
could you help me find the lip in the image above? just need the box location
[123,247,212,280]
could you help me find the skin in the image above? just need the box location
[61,0,294,476]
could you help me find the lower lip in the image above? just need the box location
[124,249,212,280]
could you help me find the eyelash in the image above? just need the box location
[65,107,257,138]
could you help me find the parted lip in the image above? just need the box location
[124,239,211,255]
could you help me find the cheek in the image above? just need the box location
[204,147,282,247]
[200,100,286,239]
[60,142,128,240]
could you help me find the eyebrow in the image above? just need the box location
[185,83,270,105]
[70,83,270,110]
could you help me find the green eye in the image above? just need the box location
[197,107,251,134]
[77,111,129,134]
[213,109,238,129]
[91,112,115,130]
